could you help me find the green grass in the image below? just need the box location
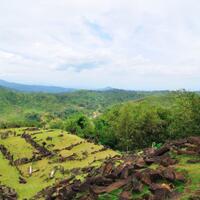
[0,151,49,199]
[0,128,119,199]
[32,129,84,151]
[98,189,123,200]
[0,151,20,191]
[61,142,104,159]
[0,136,38,161]
[174,154,200,199]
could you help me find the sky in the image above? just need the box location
[0,0,200,90]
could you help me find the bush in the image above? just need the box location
[48,118,64,129]
[64,114,95,139]
[94,102,171,150]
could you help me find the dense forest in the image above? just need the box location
[0,86,158,127]
[94,91,200,150]
[0,87,200,151]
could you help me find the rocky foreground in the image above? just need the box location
[34,136,200,200]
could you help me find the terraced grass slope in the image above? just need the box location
[0,128,118,199]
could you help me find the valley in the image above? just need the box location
[0,86,200,199]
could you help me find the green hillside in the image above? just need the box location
[0,87,159,128]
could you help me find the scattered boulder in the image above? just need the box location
[58,134,64,137]
[161,167,186,182]
[79,194,96,200]
[71,180,82,192]
[149,168,163,182]
[135,170,152,186]
[14,157,29,165]
[187,159,200,164]
[109,160,133,179]
[120,191,132,200]
[152,146,170,157]
[174,171,186,182]
[160,156,177,167]
[144,148,156,157]
[59,153,78,162]
[24,127,39,131]
[120,166,130,179]
[46,136,52,141]
[0,131,9,139]
[134,157,146,169]
[131,176,143,192]
[150,183,172,200]
[102,161,114,176]
[90,176,113,186]
[0,185,17,200]
[188,137,200,146]
[19,177,27,184]
[91,176,132,194]
[177,149,198,156]
[65,141,84,150]
[145,157,156,165]
[162,167,176,181]
[0,144,14,165]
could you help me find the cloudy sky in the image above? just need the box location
[0,0,200,90]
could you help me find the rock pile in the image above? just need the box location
[34,136,200,200]
[0,130,16,140]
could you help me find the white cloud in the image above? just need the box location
[0,0,200,89]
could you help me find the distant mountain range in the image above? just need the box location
[1,79,197,94]
[0,79,75,93]
[0,80,124,93]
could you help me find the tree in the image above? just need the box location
[169,91,200,138]
[24,112,41,127]
[64,114,95,139]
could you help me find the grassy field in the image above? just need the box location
[175,154,200,199]
[0,128,118,199]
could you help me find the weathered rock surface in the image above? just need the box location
[0,185,17,200]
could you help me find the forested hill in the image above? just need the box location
[0,86,164,127]
[0,86,150,111]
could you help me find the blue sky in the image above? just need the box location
[0,0,200,90]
